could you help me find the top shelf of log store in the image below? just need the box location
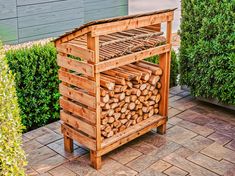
[54,8,176,75]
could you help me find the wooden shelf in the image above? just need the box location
[95,44,170,73]
[99,115,166,156]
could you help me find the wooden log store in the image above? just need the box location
[54,8,175,169]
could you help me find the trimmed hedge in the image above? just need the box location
[145,50,179,87]
[5,43,60,131]
[0,42,26,175]
[180,0,235,105]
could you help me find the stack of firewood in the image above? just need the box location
[100,61,162,139]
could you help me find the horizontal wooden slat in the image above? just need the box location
[61,123,96,151]
[59,69,96,93]
[57,43,95,62]
[95,44,171,73]
[60,110,96,138]
[91,11,174,37]
[60,97,96,124]
[57,55,94,77]
[99,115,166,156]
[59,84,96,108]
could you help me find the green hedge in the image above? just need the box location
[180,0,235,105]
[0,42,26,175]
[5,43,60,131]
[145,50,179,87]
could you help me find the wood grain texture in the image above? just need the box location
[57,54,94,77]
[57,43,95,62]
[58,69,96,93]
[60,97,96,124]
[59,83,96,108]
[60,110,96,138]
[61,123,96,151]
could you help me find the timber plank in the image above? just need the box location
[60,97,96,124]
[57,54,94,77]
[60,110,96,138]
[59,84,96,108]
[91,12,173,37]
[58,69,96,93]
[57,43,95,62]
[95,44,171,73]
[61,123,96,151]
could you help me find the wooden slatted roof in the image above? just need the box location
[54,8,176,45]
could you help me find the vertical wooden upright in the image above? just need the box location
[87,33,102,169]
[158,20,172,134]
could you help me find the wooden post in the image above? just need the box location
[158,20,172,134]
[87,33,102,169]
[64,135,74,152]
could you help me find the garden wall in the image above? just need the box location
[0,0,128,44]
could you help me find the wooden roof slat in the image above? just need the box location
[54,8,176,44]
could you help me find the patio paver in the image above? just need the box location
[23,87,235,176]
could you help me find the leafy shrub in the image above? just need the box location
[0,42,26,175]
[5,43,60,131]
[145,50,179,87]
[180,0,235,105]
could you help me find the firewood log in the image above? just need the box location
[101,74,126,85]
[113,113,121,120]
[125,96,131,103]
[100,88,107,96]
[157,82,161,89]
[149,75,160,85]
[141,89,149,96]
[130,95,137,102]
[119,125,126,132]
[154,108,159,114]
[107,131,114,137]
[103,103,110,110]
[131,88,141,96]
[156,94,161,103]
[103,69,135,81]
[128,102,136,110]
[108,116,115,124]
[126,81,133,88]
[100,78,115,90]
[101,94,110,103]
[113,92,125,100]
[135,61,163,75]
[136,116,143,123]
[140,83,147,91]
[102,117,108,125]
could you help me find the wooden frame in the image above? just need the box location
[55,9,175,170]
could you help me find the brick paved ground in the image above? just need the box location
[23,86,235,176]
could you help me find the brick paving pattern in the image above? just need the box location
[24,86,235,176]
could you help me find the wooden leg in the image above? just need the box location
[64,135,73,153]
[157,123,166,135]
[90,150,101,170]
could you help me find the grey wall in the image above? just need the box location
[0,0,128,44]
